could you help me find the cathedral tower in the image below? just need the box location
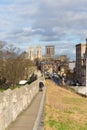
[36,45,42,59]
[28,47,35,61]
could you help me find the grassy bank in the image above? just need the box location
[45,80,87,130]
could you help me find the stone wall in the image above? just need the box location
[0,77,44,130]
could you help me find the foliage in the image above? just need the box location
[0,41,35,88]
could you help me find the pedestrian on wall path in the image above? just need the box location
[39,81,44,91]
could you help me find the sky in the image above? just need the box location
[0,0,87,60]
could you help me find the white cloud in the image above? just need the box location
[0,0,87,59]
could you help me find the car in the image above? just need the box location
[51,73,62,85]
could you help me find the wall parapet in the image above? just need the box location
[0,77,44,130]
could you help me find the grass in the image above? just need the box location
[45,80,87,130]
[0,85,23,92]
[0,88,6,92]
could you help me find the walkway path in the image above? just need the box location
[6,90,44,130]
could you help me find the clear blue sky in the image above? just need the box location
[0,0,87,60]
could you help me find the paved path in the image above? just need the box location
[6,91,44,130]
[71,86,87,96]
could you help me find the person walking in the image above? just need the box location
[39,81,44,91]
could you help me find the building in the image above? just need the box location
[36,45,42,59]
[57,55,69,62]
[82,39,87,86]
[28,47,35,61]
[45,45,55,58]
[76,39,87,85]
[28,45,42,61]
[69,61,75,73]
[41,61,58,74]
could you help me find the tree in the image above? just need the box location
[0,42,35,88]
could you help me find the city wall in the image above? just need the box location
[0,77,44,130]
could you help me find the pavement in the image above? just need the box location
[6,88,46,130]
[71,86,87,96]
